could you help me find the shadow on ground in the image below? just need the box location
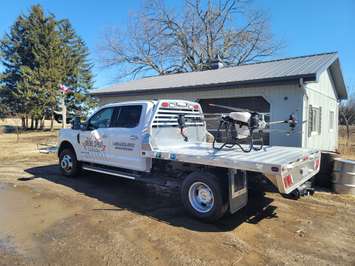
[0,125,18,133]
[0,125,56,134]
[24,165,277,232]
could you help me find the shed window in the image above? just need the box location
[329,111,334,130]
[308,105,322,136]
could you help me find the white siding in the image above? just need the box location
[97,83,304,147]
[303,70,339,151]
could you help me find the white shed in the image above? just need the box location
[92,52,347,152]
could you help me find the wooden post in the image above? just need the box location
[21,117,26,129]
[50,112,54,131]
[30,116,34,129]
[40,116,45,130]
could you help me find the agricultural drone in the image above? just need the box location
[207,104,298,153]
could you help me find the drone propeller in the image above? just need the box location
[208,103,256,113]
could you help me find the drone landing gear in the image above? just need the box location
[212,119,264,153]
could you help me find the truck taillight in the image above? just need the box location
[161,102,169,108]
[193,104,200,111]
[283,175,293,188]
[314,159,320,170]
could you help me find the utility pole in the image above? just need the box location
[59,84,70,129]
[61,94,67,128]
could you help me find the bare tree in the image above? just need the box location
[339,91,355,146]
[340,94,355,126]
[98,0,282,79]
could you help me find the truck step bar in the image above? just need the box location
[81,163,179,188]
[82,165,140,180]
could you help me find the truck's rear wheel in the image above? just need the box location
[59,148,80,177]
[181,172,227,222]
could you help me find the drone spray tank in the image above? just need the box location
[229,112,251,139]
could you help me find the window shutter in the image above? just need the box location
[329,111,334,130]
[318,106,322,134]
[308,105,313,137]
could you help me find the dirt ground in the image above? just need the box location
[0,130,355,266]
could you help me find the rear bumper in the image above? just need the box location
[265,152,321,194]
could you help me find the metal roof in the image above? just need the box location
[93,52,347,99]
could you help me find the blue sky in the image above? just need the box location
[1,0,354,93]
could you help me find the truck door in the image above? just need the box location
[78,107,114,163]
[107,104,148,171]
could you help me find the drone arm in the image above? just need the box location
[267,115,297,129]
[268,120,288,125]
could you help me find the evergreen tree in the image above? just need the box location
[0,5,95,130]
[0,13,34,127]
[58,19,96,115]
[0,85,8,119]
[27,5,65,129]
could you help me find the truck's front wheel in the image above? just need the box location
[181,172,227,222]
[59,148,80,177]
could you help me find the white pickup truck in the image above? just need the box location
[58,100,321,221]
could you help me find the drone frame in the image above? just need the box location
[208,103,298,152]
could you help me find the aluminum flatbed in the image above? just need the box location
[143,143,321,194]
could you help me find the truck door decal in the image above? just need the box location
[113,142,135,151]
[82,132,106,152]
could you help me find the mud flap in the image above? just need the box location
[228,169,248,214]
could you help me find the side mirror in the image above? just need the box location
[81,121,89,131]
[71,116,82,130]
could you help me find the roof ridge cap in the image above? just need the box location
[238,51,338,67]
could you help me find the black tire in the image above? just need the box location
[59,148,80,177]
[181,171,227,222]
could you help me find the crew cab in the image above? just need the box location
[58,100,321,221]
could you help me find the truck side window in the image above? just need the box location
[88,108,114,130]
[113,105,142,128]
